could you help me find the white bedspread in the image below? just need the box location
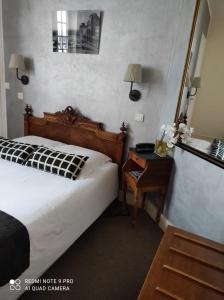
[0,158,118,300]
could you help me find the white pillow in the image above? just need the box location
[54,144,112,178]
[13,135,64,149]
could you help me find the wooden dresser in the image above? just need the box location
[138,226,224,300]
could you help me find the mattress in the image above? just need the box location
[0,138,118,300]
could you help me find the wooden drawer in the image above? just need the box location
[138,226,224,300]
[130,151,147,168]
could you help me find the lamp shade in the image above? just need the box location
[191,77,202,88]
[9,54,25,70]
[124,64,142,83]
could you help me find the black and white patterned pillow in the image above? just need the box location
[0,137,37,164]
[25,146,89,180]
[210,139,224,160]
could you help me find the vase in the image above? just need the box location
[155,139,167,157]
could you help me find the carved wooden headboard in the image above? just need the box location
[24,105,127,165]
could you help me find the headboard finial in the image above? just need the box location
[25,104,33,116]
[120,122,128,135]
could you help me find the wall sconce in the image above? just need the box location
[124,64,142,101]
[9,54,29,85]
[183,76,202,121]
[187,76,201,98]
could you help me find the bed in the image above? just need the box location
[188,137,212,154]
[0,106,126,300]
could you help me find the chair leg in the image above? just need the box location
[132,191,141,226]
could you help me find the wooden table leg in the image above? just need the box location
[132,190,141,225]
[141,192,147,209]
[156,187,166,223]
[122,179,129,214]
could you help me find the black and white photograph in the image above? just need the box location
[52,10,102,54]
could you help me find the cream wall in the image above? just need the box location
[191,2,224,138]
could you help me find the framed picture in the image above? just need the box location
[52,10,102,54]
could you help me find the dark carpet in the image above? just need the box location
[19,203,163,300]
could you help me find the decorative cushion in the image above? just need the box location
[25,146,89,180]
[0,137,37,164]
[210,139,224,160]
[54,144,111,178]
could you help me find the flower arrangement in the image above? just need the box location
[154,122,194,156]
[159,123,194,148]
[178,123,194,144]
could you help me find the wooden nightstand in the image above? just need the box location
[122,148,173,225]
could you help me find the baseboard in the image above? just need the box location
[144,202,172,232]
[158,214,172,232]
[119,190,172,232]
[144,200,157,222]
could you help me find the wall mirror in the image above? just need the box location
[175,0,224,169]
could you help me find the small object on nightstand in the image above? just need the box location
[154,139,167,157]
[136,143,155,153]
[122,148,173,225]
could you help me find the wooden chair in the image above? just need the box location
[122,149,173,225]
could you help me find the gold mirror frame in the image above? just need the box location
[174,0,223,169]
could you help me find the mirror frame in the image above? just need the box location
[174,0,224,169]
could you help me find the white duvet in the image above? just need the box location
[0,137,118,300]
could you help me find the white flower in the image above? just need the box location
[158,122,194,150]
[165,124,176,138]
[167,142,174,148]
[178,123,187,133]
[178,123,186,129]
[167,136,178,148]
[180,133,192,144]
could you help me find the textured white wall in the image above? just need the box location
[3,0,194,147]
[165,147,224,243]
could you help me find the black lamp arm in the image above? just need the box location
[16,68,21,80]
[129,81,141,102]
[16,68,29,85]
[187,87,198,98]
[130,81,133,93]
